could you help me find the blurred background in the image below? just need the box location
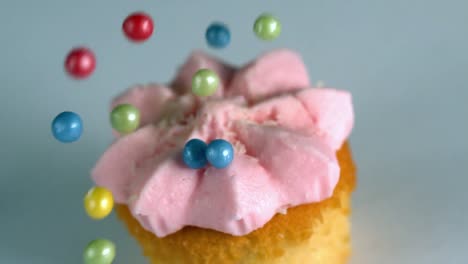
[0,0,467,263]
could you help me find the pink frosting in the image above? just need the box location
[92,49,354,237]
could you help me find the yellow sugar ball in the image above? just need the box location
[84,186,114,220]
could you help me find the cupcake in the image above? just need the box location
[92,49,355,264]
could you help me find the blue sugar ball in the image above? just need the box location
[51,111,83,143]
[206,139,234,169]
[205,23,231,49]
[183,139,208,169]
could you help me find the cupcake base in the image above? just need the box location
[116,143,356,264]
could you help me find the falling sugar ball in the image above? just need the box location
[123,12,154,42]
[83,239,116,264]
[110,104,140,134]
[253,13,281,41]
[84,186,114,220]
[64,47,96,79]
[51,111,83,143]
[205,22,231,49]
[192,69,220,97]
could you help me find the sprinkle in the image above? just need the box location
[253,13,282,41]
[122,12,154,42]
[206,139,234,169]
[191,69,220,97]
[51,111,83,143]
[110,104,140,134]
[64,47,96,79]
[83,239,116,264]
[205,22,231,49]
[84,186,114,220]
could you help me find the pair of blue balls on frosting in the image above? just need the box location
[183,139,234,169]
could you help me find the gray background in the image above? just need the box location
[0,0,467,263]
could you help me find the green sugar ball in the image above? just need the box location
[192,69,220,97]
[110,104,140,134]
[254,13,282,41]
[83,239,116,264]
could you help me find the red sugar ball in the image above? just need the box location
[122,12,154,42]
[64,47,96,79]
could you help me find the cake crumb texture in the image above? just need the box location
[116,142,356,264]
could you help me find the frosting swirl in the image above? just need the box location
[92,49,354,237]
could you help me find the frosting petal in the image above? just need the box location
[189,155,281,236]
[131,155,199,236]
[249,94,315,135]
[92,125,166,202]
[227,49,310,102]
[234,122,339,204]
[296,88,354,150]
